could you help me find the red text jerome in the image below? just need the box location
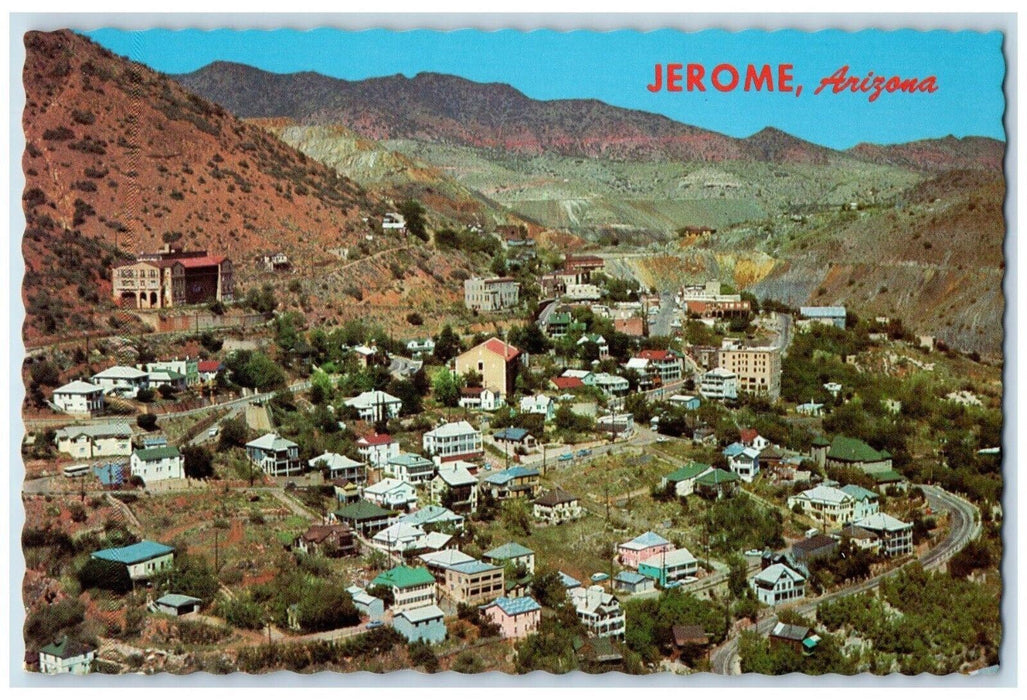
[647,63,795,92]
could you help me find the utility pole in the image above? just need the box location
[214,528,220,573]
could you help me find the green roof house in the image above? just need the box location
[825,436,893,474]
[38,636,96,675]
[371,565,437,612]
[694,469,740,500]
[660,462,713,497]
[91,540,174,581]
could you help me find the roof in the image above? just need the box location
[395,604,445,624]
[620,531,671,551]
[344,390,402,408]
[197,360,223,373]
[840,524,880,540]
[39,636,94,659]
[358,433,394,446]
[485,542,535,560]
[535,488,578,507]
[478,337,521,361]
[155,593,203,608]
[673,624,710,646]
[309,452,364,471]
[133,445,181,461]
[483,596,541,616]
[298,524,351,543]
[695,469,740,486]
[92,540,174,565]
[55,423,132,440]
[551,376,585,390]
[800,306,846,318]
[665,462,711,483]
[371,565,436,589]
[388,453,433,467]
[640,548,697,569]
[333,500,392,521]
[483,466,539,485]
[558,571,581,588]
[614,571,649,585]
[425,421,479,439]
[364,478,414,496]
[827,436,889,463]
[421,531,453,550]
[793,485,852,505]
[840,484,879,501]
[754,563,806,586]
[855,512,911,532]
[373,522,426,543]
[436,465,476,486]
[177,254,227,268]
[148,369,186,381]
[419,549,477,569]
[771,622,812,642]
[450,559,502,575]
[54,380,102,395]
[722,442,745,457]
[637,349,674,361]
[873,470,907,483]
[93,366,149,380]
[400,505,462,527]
[811,435,831,448]
[793,535,838,553]
[245,433,298,451]
[739,428,758,443]
[494,427,531,442]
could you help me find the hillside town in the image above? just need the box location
[19,27,1003,679]
[22,238,998,676]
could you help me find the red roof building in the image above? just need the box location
[550,376,585,391]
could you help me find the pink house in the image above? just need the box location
[617,531,673,568]
[480,596,541,639]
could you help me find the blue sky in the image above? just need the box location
[84,28,1006,150]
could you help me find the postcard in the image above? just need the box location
[14,16,1009,681]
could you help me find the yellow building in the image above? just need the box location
[453,338,521,398]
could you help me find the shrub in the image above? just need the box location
[136,413,158,431]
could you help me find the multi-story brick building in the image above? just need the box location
[112,245,233,310]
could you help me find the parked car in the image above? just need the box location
[366,620,384,630]
[576,448,592,458]
[558,453,574,462]
[744,549,763,557]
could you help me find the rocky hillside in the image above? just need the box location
[848,136,1005,173]
[20,31,497,343]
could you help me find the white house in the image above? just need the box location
[561,368,597,386]
[422,421,483,462]
[840,485,881,522]
[787,484,867,525]
[386,453,436,484]
[130,445,184,483]
[519,394,556,421]
[723,443,760,482]
[533,489,583,524]
[373,522,429,553]
[38,637,95,675]
[751,563,806,606]
[406,338,436,356]
[55,423,132,459]
[309,452,366,484]
[593,372,630,395]
[854,512,914,557]
[429,463,478,512]
[245,433,302,476]
[458,386,504,411]
[570,585,626,639]
[344,390,403,422]
[363,478,418,510]
[356,433,400,467]
[700,367,738,400]
[52,380,105,416]
[91,366,149,398]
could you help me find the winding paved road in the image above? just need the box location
[709,484,981,675]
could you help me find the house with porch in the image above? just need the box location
[840,484,882,521]
[519,394,556,421]
[330,500,395,535]
[494,427,538,451]
[385,453,436,484]
[370,565,437,612]
[429,463,478,512]
[356,433,400,468]
[363,478,417,511]
[444,559,505,605]
[853,513,913,557]
[91,366,149,398]
[293,524,356,558]
[570,586,626,639]
[693,468,740,499]
[484,542,536,575]
[751,563,806,606]
[459,386,504,411]
[723,443,760,482]
[637,547,699,587]
[344,390,402,423]
[423,421,483,462]
[52,380,105,416]
[481,467,541,501]
[787,485,857,525]
[245,433,302,476]
[309,452,366,484]
[533,488,582,524]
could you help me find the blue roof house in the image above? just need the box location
[91,540,174,581]
[393,604,447,644]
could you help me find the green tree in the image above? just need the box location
[398,200,428,241]
[182,445,215,480]
[431,368,462,408]
[77,558,132,593]
[432,325,462,363]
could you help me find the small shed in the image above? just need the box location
[153,593,202,617]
